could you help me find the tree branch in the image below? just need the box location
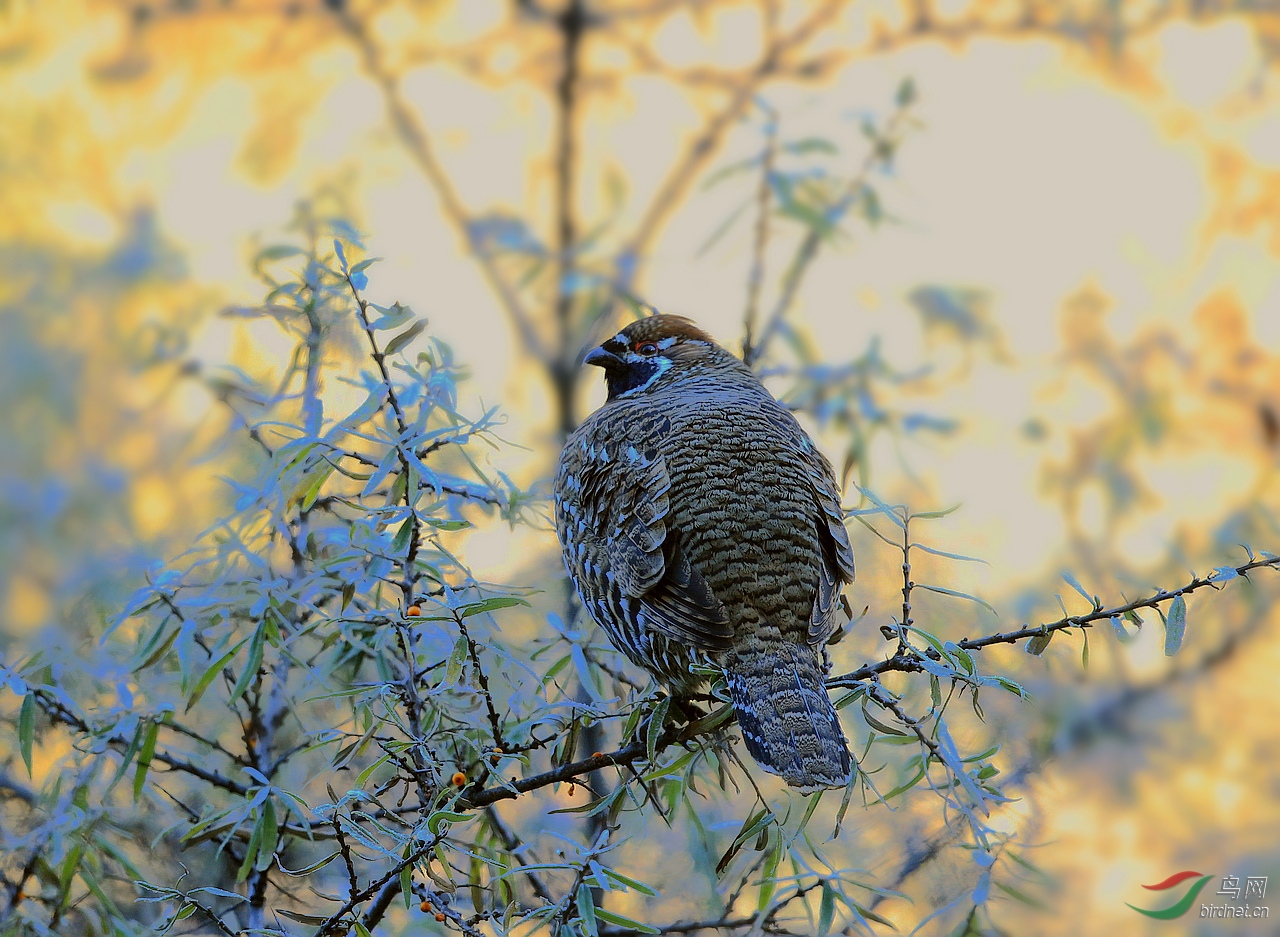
[828,554,1280,688]
[331,4,550,366]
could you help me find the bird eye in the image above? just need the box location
[635,341,659,356]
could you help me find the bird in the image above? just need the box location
[553,313,856,791]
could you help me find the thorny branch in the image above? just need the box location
[828,553,1280,688]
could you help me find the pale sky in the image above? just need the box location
[58,9,1275,602]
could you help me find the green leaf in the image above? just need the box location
[1111,615,1134,643]
[400,854,414,910]
[701,157,762,191]
[427,809,473,836]
[235,812,264,883]
[355,752,393,789]
[853,484,905,528]
[185,637,248,712]
[716,808,773,875]
[1061,571,1094,607]
[79,867,122,917]
[105,721,145,796]
[444,635,468,686]
[883,758,926,799]
[909,626,949,657]
[368,301,414,331]
[597,867,657,896]
[255,245,304,275]
[277,909,332,925]
[469,854,484,916]
[916,583,998,617]
[59,843,85,896]
[132,719,159,801]
[593,909,659,934]
[459,596,530,618]
[862,704,909,738]
[391,515,414,554]
[847,900,896,929]
[757,845,781,910]
[1025,630,1052,656]
[133,620,181,672]
[256,799,278,872]
[278,852,341,876]
[817,881,836,937]
[910,503,962,520]
[640,749,696,783]
[228,626,265,706]
[945,642,976,674]
[383,319,427,356]
[1164,594,1187,656]
[783,137,839,156]
[18,692,34,777]
[896,76,917,107]
[913,543,989,565]
[577,883,598,937]
[298,462,335,511]
[646,696,670,766]
[995,880,1048,910]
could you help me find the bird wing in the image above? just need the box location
[555,433,732,652]
[804,448,856,645]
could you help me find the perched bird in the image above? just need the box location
[553,314,856,791]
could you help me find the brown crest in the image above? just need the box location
[617,314,715,346]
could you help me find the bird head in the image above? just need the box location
[584,314,724,400]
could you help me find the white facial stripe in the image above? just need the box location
[615,355,672,397]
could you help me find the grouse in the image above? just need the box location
[553,314,856,791]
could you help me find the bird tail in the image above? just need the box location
[723,639,852,792]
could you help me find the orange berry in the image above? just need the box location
[406,605,422,617]
[451,771,467,787]
[419,901,430,912]
[591,751,604,758]
[434,913,446,922]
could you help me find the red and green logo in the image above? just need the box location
[1127,871,1214,919]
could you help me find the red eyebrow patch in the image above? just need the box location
[1143,871,1205,891]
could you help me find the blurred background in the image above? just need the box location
[3,0,1280,934]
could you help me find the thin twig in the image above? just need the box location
[828,554,1280,688]
[332,5,549,366]
[748,95,914,367]
[740,100,778,363]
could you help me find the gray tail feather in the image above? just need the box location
[723,640,852,792]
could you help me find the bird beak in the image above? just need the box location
[584,346,623,369]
